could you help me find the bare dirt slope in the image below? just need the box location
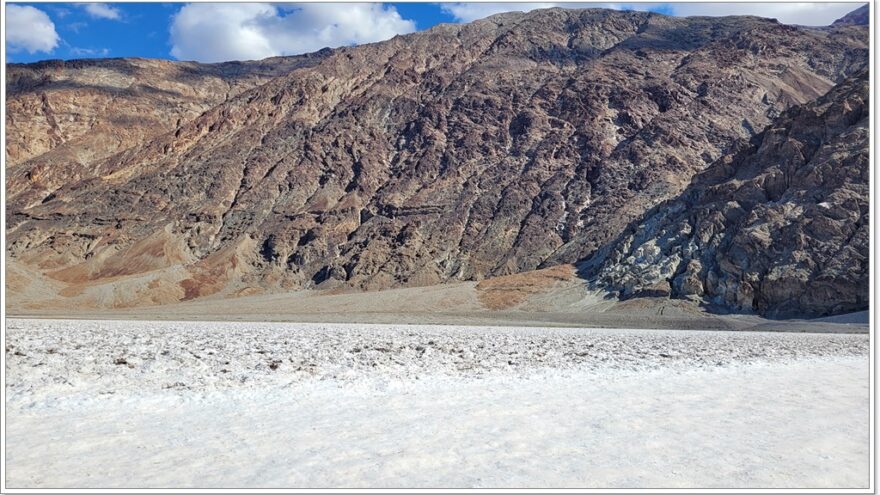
[7,259,867,333]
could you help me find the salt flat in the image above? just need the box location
[4,319,871,488]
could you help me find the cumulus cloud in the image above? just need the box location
[441,2,864,26]
[170,3,416,63]
[6,5,60,54]
[82,3,123,20]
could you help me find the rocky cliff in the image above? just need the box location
[5,8,869,312]
[581,69,869,318]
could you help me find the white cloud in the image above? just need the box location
[82,3,123,20]
[441,3,641,22]
[664,3,864,26]
[6,5,60,54]
[169,3,416,63]
[67,22,88,34]
[442,3,561,22]
[70,47,111,57]
[441,2,865,27]
[49,7,72,19]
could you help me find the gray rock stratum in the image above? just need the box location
[582,69,869,318]
[4,8,869,314]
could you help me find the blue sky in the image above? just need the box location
[5,2,865,64]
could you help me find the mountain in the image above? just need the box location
[6,54,327,185]
[581,69,868,318]
[832,5,869,26]
[4,8,869,313]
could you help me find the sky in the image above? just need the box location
[5,2,866,64]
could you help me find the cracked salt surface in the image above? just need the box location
[4,319,871,488]
[5,319,868,402]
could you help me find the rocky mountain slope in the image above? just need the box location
[5,8,869,314]
[833,4,869,26]
[6,54,327,187]
[582,69,869,318]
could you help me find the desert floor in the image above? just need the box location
[4,318,871,488]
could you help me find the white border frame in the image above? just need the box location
[0,1,875,492]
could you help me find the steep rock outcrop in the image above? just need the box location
[582,70,869,318]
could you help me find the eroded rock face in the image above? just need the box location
[5,54,326,185]
[582,70,869,318]
[5,8,869,306]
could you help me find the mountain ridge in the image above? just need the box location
[5,8,870,317]
[832,4,869,26]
